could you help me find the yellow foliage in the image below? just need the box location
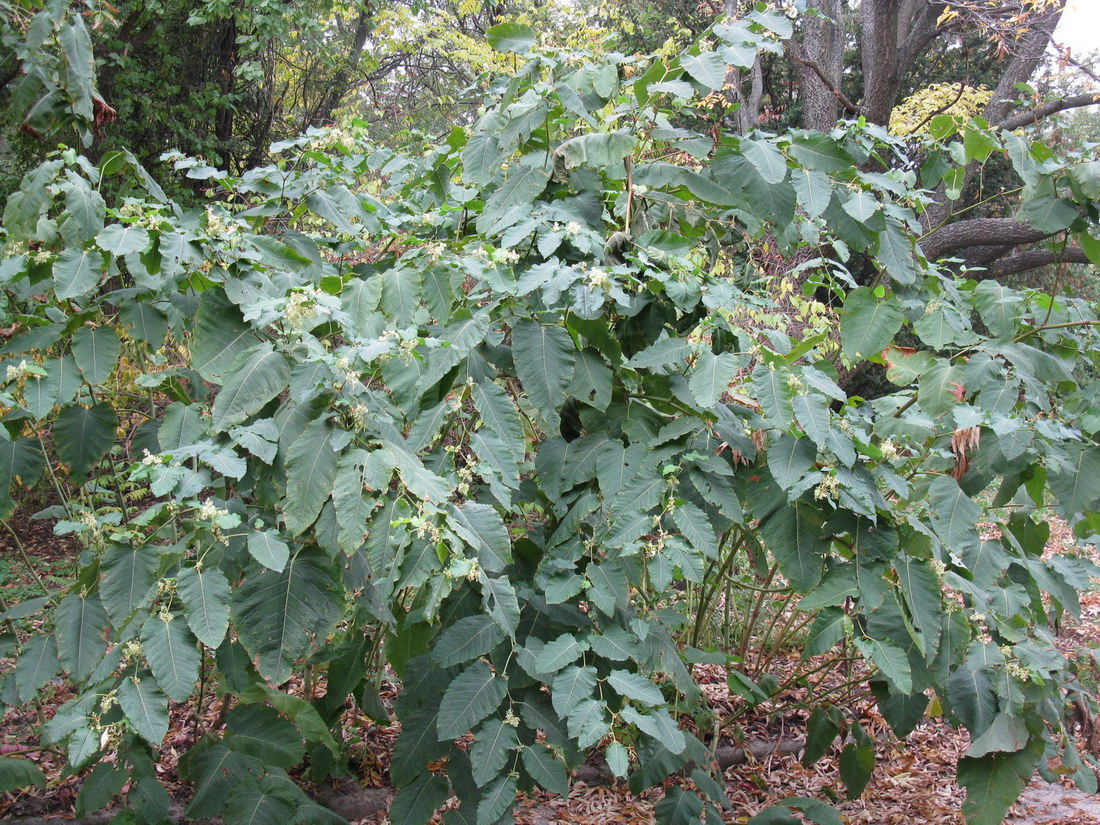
[889,83,993,136]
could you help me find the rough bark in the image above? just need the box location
[922,217,1058,261]
[996,92,1100,131]
[982,2,1067,127]
[859,0,903,126]
[978,246,1091,279]
[857,0,949,126]
[793,0,846,131]
[306,2,375,129]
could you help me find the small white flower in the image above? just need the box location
[587,267,610,289]
[490,247,520,265]
[5,360,29,382]
[565,221,583,237]
[814,474,840,502]
[350,404,370,432]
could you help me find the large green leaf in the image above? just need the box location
[471,718,519,786]
[788,133,853,174]
[391,772,449,825]
[141,613,201,702]
[333,449,383,553]
[473,381,525,464]
[447,501,512,572]
[875,222,919,286]
[476,161,551,234]
[655,788,704,825]
[177,566,231,648]
[210,344,291,433]
[893,555,942,656]
[224,781,296,825]
[432,616,505,668]
[522,743,569,796]
[97,224,150,256]
[23,358,62,420]
[947,661,998,737]
[463,133,502,187]
[61,179,105,243]
[680,51,728,90]
[118,677,169,746]
[620,706,684,754]
[226,705,304,768]
[928,476,981,555]
[77,762,127,815]
[551,664,597,718]
[437,661,509,740]
[0,437,45,517]
[486,22,535,54]
[248,529,291,572]
[689,351,738,408]
[478,774,518,824]
[972,281,1021,340]
[740,138,787,184]
[840,287,904,360]
[1020,195,1077,234]
[158,402,206,453]
[233,548,342,684]
[759,502,826,592]
[15,635,59,703]
[71,326,120,385]
[120,302,168,349]
[792,168,831,218]
[753,363,794,430]
[0,758,47,793]
[957,741,1043,825]
[1050,444,1100,517]
[100,543,157,627]
[852,635,912,695]
[556,132,635,169]
[55,593,108,681]
[191,290,259,382]
[391,705,449,787]
[512,319,575,430]
[607,670,663,706]
[53,248,104,300]
[54,402,117,483]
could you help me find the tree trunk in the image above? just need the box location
[921,2,1067,237]
[859,0,902,125]
[794,0,845,131]
[982,2,1066,126]
[307,3,374,128]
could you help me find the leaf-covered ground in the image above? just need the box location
[2,514,1098,824]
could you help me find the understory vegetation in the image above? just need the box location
[2,3,1100,825]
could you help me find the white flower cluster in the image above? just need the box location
[205,207,239,237]
[814,473,840,502]
[284,286,328,333]
[490,247,520,265]
[141,449,164,467]
[350,403,371,432]
[5,359,31,382]
[197,498,230,523]
[587,267,611,290]
[118,201,163,230]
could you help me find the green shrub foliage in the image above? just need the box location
[3,13,1100,825]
